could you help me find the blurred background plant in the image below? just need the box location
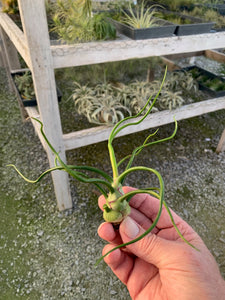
[121,3,162,28]
[50,0,116,43]
[1,0,19,14]
[183,6,225,30]
[14,71,35,100]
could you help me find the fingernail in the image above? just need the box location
[121,216,140,239]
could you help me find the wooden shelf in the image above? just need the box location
[0,0,225,210]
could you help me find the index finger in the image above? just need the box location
[124,186,184,229]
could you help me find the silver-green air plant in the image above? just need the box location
[8,69,198,265]
[122,3,162,29]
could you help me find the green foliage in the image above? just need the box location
[1,0,19,14]
[190,67,225,91]
[14,71,35,100]
[145,0,196,11]
[219,63,225,77]
[121,3,162,28]
[90,13,117,41]
[51,0,116,43]
[159,12,193,25]
[183,6,225,29]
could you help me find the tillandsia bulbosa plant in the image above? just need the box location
[8,68,198,265]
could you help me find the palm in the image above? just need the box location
[112,226,200,300]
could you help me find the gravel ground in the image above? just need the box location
[0,66,225,300]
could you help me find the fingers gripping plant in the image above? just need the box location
[8,69,198,265]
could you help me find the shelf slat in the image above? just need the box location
[51,32,225,69]
[62,97,225,150]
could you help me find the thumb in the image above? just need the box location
[119,216,175,267]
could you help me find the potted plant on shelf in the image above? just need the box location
[184,66,225,97]
[108,3,176,40]
[157,9,215,35]
[141,0,196,12]
[182,5,225,31]
[11,70,62,107]
[202,0,225,16]
[50,0,116,43]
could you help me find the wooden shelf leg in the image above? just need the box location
[0,26,28,120]
[216,128,225,153]
[0,26,20,91]
[18,0,72,210]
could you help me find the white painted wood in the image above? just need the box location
[216,128,225,153]
[63,98,225,150]
[17,0,72,211]
[0,27,20,71]
[51,32,225,69]
[24,107,47,151]
[0,26,20,92]
[204,49,225,63]
[0,12,30,67]
[164,51,204,61]
[0,35,3,67]
[10,68,29,121]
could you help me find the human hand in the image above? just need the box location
[98,186,225,300]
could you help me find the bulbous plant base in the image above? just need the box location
[103,201,131,224]
[103,186,131,223]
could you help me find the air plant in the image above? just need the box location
[121,3,162,29]
[80,95,132,125]
[8,69,198,265]
[70,81,131,125]
[14,71,35,100]
[157,90,185,110]
[164,70,198,92]
[129,80,159,114]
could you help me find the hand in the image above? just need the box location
[98,186,225,300]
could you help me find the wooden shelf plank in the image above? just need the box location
[51,32,225,69]
[63,97,225,150]
[0,12,30,67]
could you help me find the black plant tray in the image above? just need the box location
[214,4,225,16]
[182,66,225,98]
[143,0,195,12]
[205,4,225,16]
[159,10,215,36]
[11,70,62,107]
[108,18,176,40]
